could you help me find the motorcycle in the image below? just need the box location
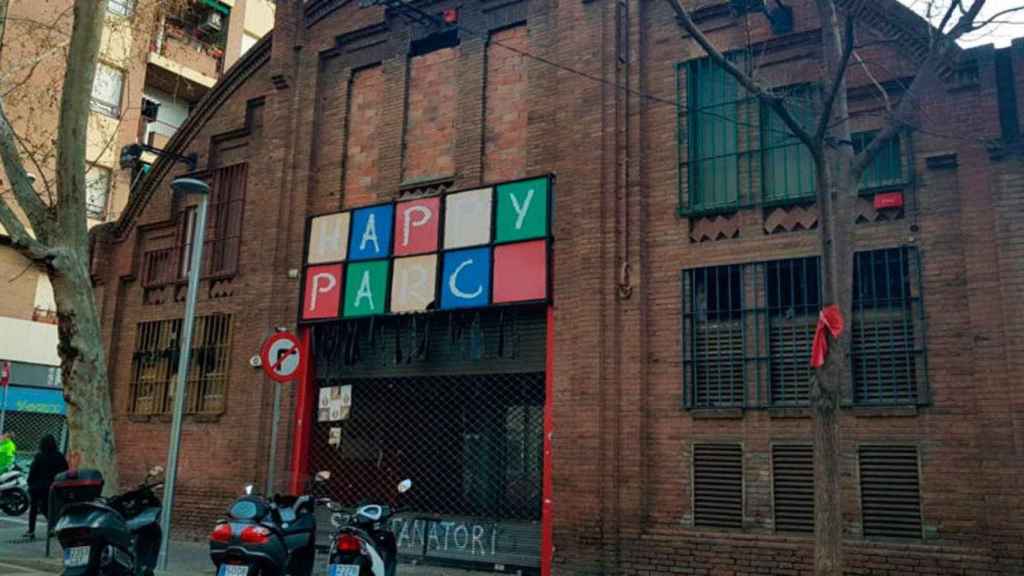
[326,479,413,576]
[0,463,29,516]
[208,470,330,576]
[52,465,165,576]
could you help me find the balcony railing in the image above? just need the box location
[157,18,224,79]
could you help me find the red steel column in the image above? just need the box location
[541,304,554,576]
[289,327,314,493]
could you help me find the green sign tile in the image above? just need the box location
[495,178,548,243]
[344,260,390,317]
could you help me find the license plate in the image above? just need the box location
[329,565,360,576]
[218,565,250,576]
[63,546,90,568]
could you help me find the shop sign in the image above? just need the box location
[0,384,65,415]
[300,176,551,322]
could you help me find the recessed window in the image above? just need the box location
[91,63,124,118]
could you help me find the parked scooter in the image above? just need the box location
[0,463,29,516]
[52,465,165,576]
[208,471,330,576]
[326,479,413,576]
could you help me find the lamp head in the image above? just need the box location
[171,177,210,197]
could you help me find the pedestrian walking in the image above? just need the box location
[0,432,15,474]
[25,434,67,539]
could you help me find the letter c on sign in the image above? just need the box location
[449,259,483,300]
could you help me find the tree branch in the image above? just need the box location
[0,192,50,260]
[816,15,855,142]
[947,0,987,40]
[968,6,1024,32]
[0,97,53,232]
[854,50,892,112]
[665,0,817,152]
[937,0,962,37]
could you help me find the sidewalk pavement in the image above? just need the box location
[0,516,494,576]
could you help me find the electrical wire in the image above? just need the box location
[388,0,1007,152]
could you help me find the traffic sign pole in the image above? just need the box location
[258,332,302,495]
[0,361,11,434]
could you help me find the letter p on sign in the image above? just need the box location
[303,264,343,320]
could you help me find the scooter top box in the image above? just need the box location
[52,469,104,503]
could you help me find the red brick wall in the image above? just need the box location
[92,0,1024,571]
[343,66,384,207]
[402,47,458,183]
[484,25,529,182]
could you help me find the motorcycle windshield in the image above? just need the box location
[229,499,267,521]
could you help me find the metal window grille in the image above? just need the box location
[692,443,743,529]
[852,247,925,405]
[683,258,821,408]
[762,86,818,204]
[128,314,232,416]
[767,257,821,405]
[852,131,905,191]
[682,265,745,407]
[2,411,67,469]
[682,55,753,213]
[771,443,813,533]
[858,445,922,540]
[174,164,247,281]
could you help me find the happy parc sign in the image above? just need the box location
[299,175,552,322]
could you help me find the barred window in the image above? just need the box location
[684,252,926,408]
[683,265,745,407]
[682,55,750,213]
[852,247,925,404]
[762,86,818,204]
[859,445,922,539]
[177,163,247,279]
[129,314,232,416]
[767,257,821,404]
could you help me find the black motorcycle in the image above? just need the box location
[326,479,412,576]
[208,471,329,576]
[52,466,165,576]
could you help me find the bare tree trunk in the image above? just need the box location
[50,246,119,489]
[811,153,855,576]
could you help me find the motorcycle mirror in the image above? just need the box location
[315,470,331,482]
[397,479,413,494]
[244,484,254,495]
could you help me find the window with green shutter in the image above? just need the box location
[684,56,744,213]
[852,131,905,191]
[762,87,818,204]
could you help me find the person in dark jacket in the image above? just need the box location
[25,434,68,539]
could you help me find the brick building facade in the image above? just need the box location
[92,0,1024,573]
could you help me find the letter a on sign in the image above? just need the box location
[344,261,389,317]
[349,205,394,261]
[303,264,343,320]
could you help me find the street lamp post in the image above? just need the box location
[158,176,211,570]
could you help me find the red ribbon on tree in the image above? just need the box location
[810,304,845,368]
